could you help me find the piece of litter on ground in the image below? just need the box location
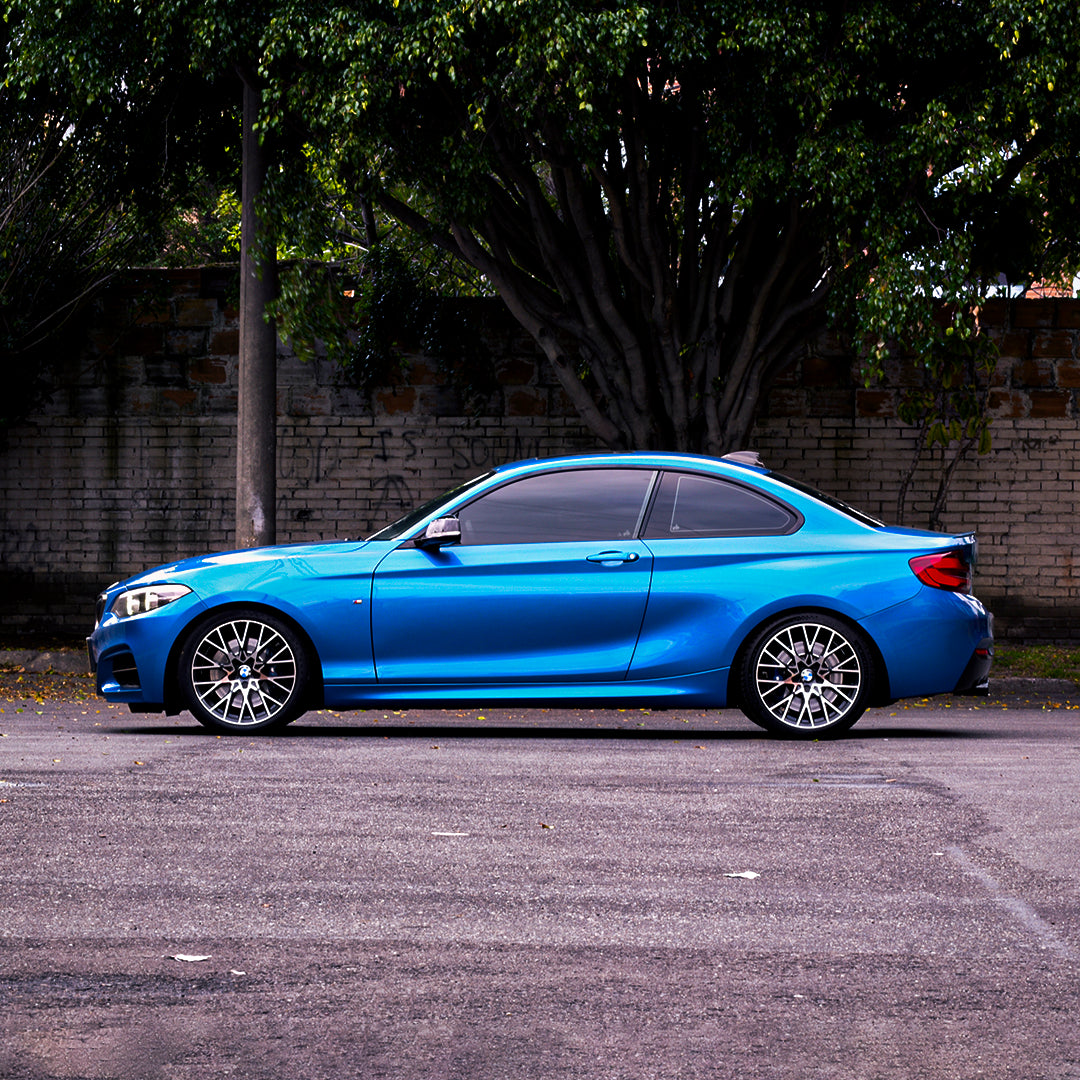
[169,954,212,963]
[431,831,469,837]
[230,969,247,976]
[724,871,761,880]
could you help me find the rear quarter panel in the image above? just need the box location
[629,530,923,679]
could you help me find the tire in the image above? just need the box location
[738,614,873,738]
[179,608,309,733]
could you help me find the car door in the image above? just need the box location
[371,467,656,683]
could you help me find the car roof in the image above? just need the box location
[491,450,768,477]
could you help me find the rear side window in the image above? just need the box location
[768,471,884,528]
[642,472,799,538]
[459,468,655,545]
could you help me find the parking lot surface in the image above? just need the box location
[2,693,1079,1079]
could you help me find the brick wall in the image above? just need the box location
[1,270,1078,640]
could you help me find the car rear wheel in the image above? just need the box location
[738,614,873,738]
[179,609,309,733]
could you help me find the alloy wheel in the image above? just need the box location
[189,617,299,727]
[753,620,863,731]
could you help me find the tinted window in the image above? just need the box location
[459,469,655,545]
[642,472,798,538]
[768,472,884,528]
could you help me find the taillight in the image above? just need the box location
[909,551,972,593]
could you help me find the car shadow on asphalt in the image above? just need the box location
[112,718,988,741]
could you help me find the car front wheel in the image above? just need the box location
[738,614,873,738]
[179,609,309,733]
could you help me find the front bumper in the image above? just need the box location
[88,588,208,707]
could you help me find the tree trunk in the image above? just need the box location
[236,73,277,549]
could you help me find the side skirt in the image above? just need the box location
[321,670,731,711]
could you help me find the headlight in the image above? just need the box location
[108,584,192,620]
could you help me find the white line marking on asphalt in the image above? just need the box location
[947,845,1076,960]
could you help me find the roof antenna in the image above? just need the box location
[721,450,765,468]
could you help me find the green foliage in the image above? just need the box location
[6,0,1080,452]
[0,90,169,425]
[348,244,498,413]
[156,183,242,267]
[0,1,241,424]
[342,245,429,392]
[260,141,490,355]
[885,307,999,527]
[257,0,1080,450]
[4,0,494,424]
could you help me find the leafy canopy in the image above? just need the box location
[1,1,240,423]
[7,0,1080,452]
[256,0,1080,451]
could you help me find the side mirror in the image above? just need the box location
[415,516,461,550]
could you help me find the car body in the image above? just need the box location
[88,451,993,737]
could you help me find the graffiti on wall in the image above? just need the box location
[277,424,557,533]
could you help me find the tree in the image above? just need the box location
[256,0,1080,453]
[0,11,233,428]
[9,0,1080,466]
[0,108,118,426]
[5,0,491,539]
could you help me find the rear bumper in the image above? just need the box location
[953,635,994,696]
[861,590,992,701]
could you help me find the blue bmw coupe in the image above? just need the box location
[88,452,993,738]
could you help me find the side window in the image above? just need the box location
[642,472,798,538]
[458,469,655,545]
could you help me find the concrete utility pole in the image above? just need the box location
[236,71,277,549]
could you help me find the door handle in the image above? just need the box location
[586,551,640,564]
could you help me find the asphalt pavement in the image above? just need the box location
[2,692,1079,1079]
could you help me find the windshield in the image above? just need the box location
[366,471,495,541]
[768,472,885,528]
